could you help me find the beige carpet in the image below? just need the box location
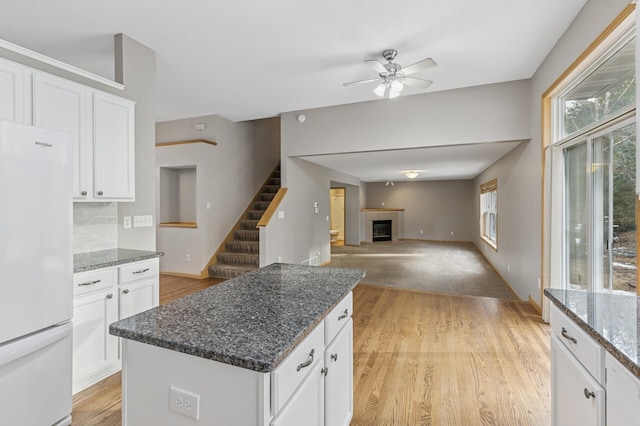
[330,240,517,300]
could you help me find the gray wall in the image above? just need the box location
[265,80,531,267]
[156,115,280,275]
[366,180,475,242]
[0,34,157,252]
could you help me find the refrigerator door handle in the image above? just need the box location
[0,323,71,366]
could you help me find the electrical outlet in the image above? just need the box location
[450,231,454,236]
[420,229,423,234]
[123,216,131,229]
[538,278,541,289]
[186,254,191,262]
[169,386,200,420]
[278,256,282,262]
[133,215,153,228]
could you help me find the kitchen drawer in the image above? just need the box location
[271,321,325,415]
[550,303,604,383]
[324,292,353,345]
[73,268,115,296]
[118,258,158,284]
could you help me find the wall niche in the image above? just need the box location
[159,166,197,228]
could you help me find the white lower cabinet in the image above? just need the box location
[550,303,640,426]
[605,352,640,426]
[271,361,325,426]
[72,258,159,394]
[551,335,605,426]
[324,319,353,426]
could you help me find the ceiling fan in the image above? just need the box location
[343,49,437,99]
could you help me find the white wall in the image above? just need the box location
[366,180,475,242]
[156,115,280,275]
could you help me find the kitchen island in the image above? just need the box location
[110,263,365,426]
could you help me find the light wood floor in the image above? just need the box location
[72,277,551,425]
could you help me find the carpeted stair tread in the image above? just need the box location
[253,201,271,210]
[208,264,257,279]
[259,193,276,201]
[225,240,259,253]
[234,229,259,241]
[263,185,280,193]
[241,219,259,229]
[247,210,264,220]
[217,252,259,266]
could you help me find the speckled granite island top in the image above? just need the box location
[545,288,640,379]
[74,248,163,273]
[109,263,365,373]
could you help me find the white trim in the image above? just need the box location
[0,38,124,90]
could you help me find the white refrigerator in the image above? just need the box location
[0,120,73,425]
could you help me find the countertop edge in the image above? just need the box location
[74,249,163,273]
[544,289,640,381]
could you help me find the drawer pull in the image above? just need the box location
[123,289,130,294]
[321,367,328,376]
[106,293,113,299]
[584,388,595,399]
[296,349,315,371]
[331,353,338,362]
[561,327,577,344]
[338,309,349,321]
[78,279,101,287]
[133,268,150,274]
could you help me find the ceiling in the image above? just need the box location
[0,0,589,182]
[301,141,524,182]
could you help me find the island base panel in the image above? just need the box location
[121,339,270,426]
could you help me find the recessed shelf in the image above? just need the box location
[159,222,198,228]
[155,139,217,147]
[159,166,197,225]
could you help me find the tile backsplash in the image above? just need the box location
[73,203,118,254]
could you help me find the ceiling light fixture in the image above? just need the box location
[385,180,394,186]
[374,78,404,99]
[403,170,420,179]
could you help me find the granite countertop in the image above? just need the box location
[545,289,640,380]
[109,263,365,373]
[74,248,163,273]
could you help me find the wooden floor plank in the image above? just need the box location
[72,277,551,425]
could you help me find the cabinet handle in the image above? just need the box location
[338,309,349,321]
[321,367,328,376]
[106,294,113,299]
[561,327,577,344]
[133,268,150,274]
[331,353,338,362]
[584,388,595,399]
[123,289,130,294]
[97,191,104,196]
[81,191,87,196]
[78,279,101,287]
[296,349,315,371]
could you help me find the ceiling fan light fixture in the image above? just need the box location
[389,80,403,98]
[374,83,386,97]
[403,170,420,179]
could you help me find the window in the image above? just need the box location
[551,15,636,294]
[480,179,497,249]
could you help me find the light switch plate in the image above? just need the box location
[133,215,153,228]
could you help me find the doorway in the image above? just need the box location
[330,188,345,245]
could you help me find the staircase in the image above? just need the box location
[208,165,281,279]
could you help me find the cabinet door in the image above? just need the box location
[33,73,91,199]
[606,353,640,426]
[119,277,157,320]
[72,288,119,393]
[93,92,135,200]
[551,335,604,426]
[0,59,28,123]
[271,361,324,426]
[325,319,353,426]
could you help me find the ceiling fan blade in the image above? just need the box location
[401,58,437,75]
[365,60,387,74]
[402,77,433,89]
[343,78,382,86]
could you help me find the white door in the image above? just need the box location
[271,361,324,426]
[0,323,72,426]
[33,73,91,199]
[93,92,135,200]
[551,335,604,426]
[0,60,28,123]
[325,319,353,426]
[119,278,156,320]
[0,121,72,343]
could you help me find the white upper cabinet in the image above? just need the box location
[0,60,29,124]
[33,74,91,199]
[93,92,135,201]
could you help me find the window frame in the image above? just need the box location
[480,178,498,250]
